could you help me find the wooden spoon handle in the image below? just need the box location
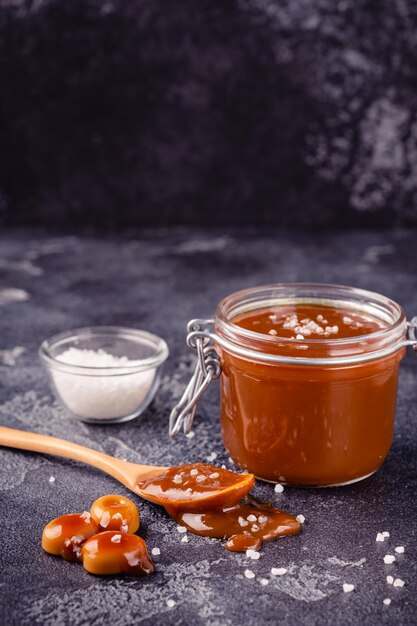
[0,426,135,487]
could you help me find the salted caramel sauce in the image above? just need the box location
[82,531,154,576]
[166,497,300,552]
[138,465,300,552]
[236,304,384,343]
[223,303,399,486]
[42,512,99,561]
[90,494,139,533]
[224,534,262,552]
[136,463,255,511]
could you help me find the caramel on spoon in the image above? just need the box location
[0,427,254,509]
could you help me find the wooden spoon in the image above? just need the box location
[0,427,254,509]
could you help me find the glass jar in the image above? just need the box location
[170,283,417,487]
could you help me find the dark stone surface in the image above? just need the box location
[0,228,416,625]
[1,2,417,228]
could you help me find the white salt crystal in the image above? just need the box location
[206,452,217,461]
[181,535,188,543]
[259,578,269,586]
[376,533,385,542]
[386,575,394,584]
[247,514,257,522]
[295,334,304,340]
[394,546,404,554]
[151,547,160,555]
[176,525,187,534]
[382,531,390,538]
[185,431,195,439]
[384,555,395,564]
[343,584,354,593]
[100,511,110,528]
[196,475,206,483]
[190,469,198,477]
[268,329,277,336]
[52,347,155,420]
[251,524,260,532]
[209,473,219,479]
[296,515,305,524]
[244,569,255,579]
[173,474,182,484]
[80,511,91,522]
[111,534,122,543]
[238,517,249,527]
[271,567,287,576]
[383,598,391,606]
[393,579,405,588]
[48,476,55,483]
[166,599,176,608]
[71,535,81,544]
[274,484,284,493]
[258,515,268,524]
[246,549,260,560]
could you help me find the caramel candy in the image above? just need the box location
[82,531,154,576]
[42,512,99,561]
[90,494,140,533]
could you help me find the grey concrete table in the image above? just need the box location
[0,228,416,626]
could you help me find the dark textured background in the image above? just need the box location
[0,229,416,625]
[1,1,417,228]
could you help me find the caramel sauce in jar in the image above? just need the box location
[215,285,407,486]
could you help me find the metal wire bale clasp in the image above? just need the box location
[169,319,221,437]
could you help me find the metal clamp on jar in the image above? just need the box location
[170,283,417,487]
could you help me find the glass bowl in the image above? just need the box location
[39,326,169,424]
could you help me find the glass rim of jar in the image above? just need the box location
[214,282,410,366]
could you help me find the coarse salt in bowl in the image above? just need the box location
[39,326,169,424]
